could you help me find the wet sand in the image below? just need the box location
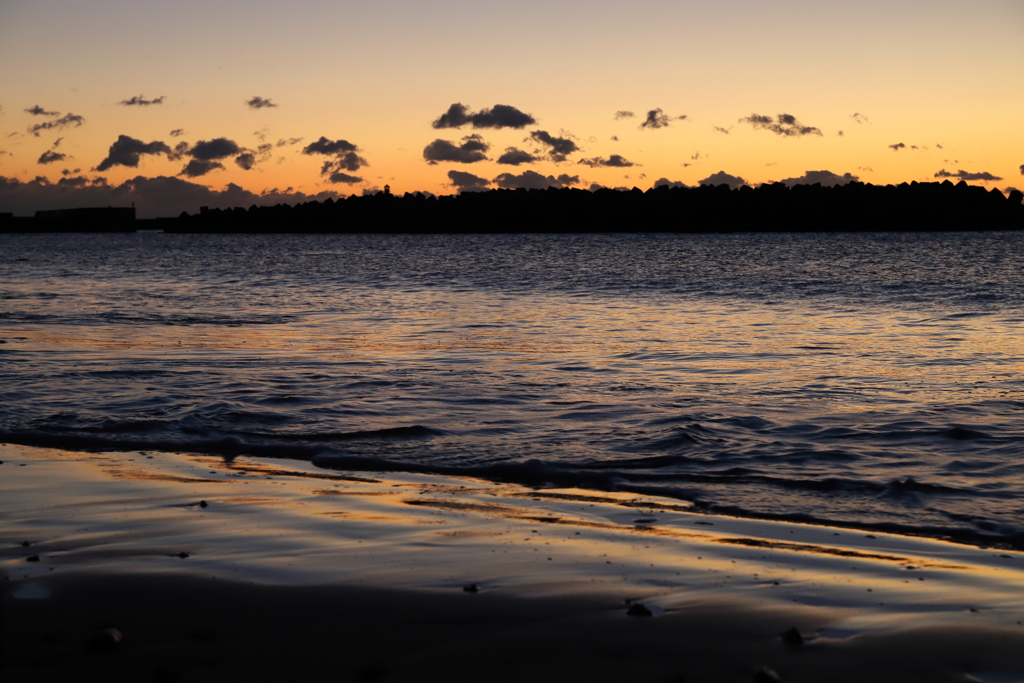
[3,442,1024,682]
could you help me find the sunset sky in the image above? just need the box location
[1,0,1022,217]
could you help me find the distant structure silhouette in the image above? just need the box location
[2,182,1021,233]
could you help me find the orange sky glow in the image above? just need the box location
[1,0,1022,216]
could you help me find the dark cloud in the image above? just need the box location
[301,136,369,178]
[29,113,85,137]
[235,153,257,171]
[577,154,635,168]
[118,95,165,106]
[423,135,489,164]
[936,143,944,149]
[246,96,278,109]
[447,170,490,192]
[739,113,822,137]
[25,105,59,116]
[168,141,190,161]
[38,150,66,165]
[614,111,635,120]
[189,138,241,161]
[934,169,1003,182]
[496,147,538,166]
[431,103,535,129]
[169,129,186,137]
[180,159,225,177]
[234,143,273,170]
[1020,164,1024,175]
[653,178,687,189]
[640,109,671,129]
[712,124,731,134]
[529,131,578,162]
[778,170,860,187]
[0,174,340,218]
[276,137,303,147]
[327,172,363,184]
[95,135,172,171]
[888,142,906,151]
[698,171,747,190]
[851,113,869,124]
[302,137,358,156]
[491,170,579,190]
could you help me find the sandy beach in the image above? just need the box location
[3,442,1024,682]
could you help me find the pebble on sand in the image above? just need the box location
[88,627,123,651]
[753,665,781,682]
[626,603,653,617]
[781,627,804,645]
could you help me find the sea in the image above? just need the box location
[2,231,1023,548]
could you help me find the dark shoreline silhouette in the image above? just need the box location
[2,180,1022,233]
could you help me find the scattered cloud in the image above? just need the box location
[246,96,278,109]
[168,142,190,161]
[614,111,635,120]
[447,169,490,192]
[302,137,359,156]
[858,166,874,173]
[888,142,906,151]
[118,95,165,106]
[275,137,303,147]
[423,135,489,164]
[577,154,635,168]
[739,113,822,137]
[712,124,731,134]
[189,138,241,161]
[639,108,671,129]
[169,129,186,137]
[653,178,687,189]
[29,113,85,137]
[778,170,859,187]
[0,174,340,218]
[936,143,944,149]
[327,172,363,184]
[234,144,273,171]
[851,113,869,124]
[934,169,1003,182]
[431,103,535,129]
[529,131,578,162]
[496,147,538,166]
[698,170,747,190]
[38,150,66,165]
[302,136,369,180]
[1020,164,1024,175]
[25,105,59,116]
[492,170,580,190]
[95,135,172,171]
[180,159,225,177]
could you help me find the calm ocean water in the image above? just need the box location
[3,232,1024,547]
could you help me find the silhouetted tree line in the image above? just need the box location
[174,180,1023,233]
[4,179,1022,233]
